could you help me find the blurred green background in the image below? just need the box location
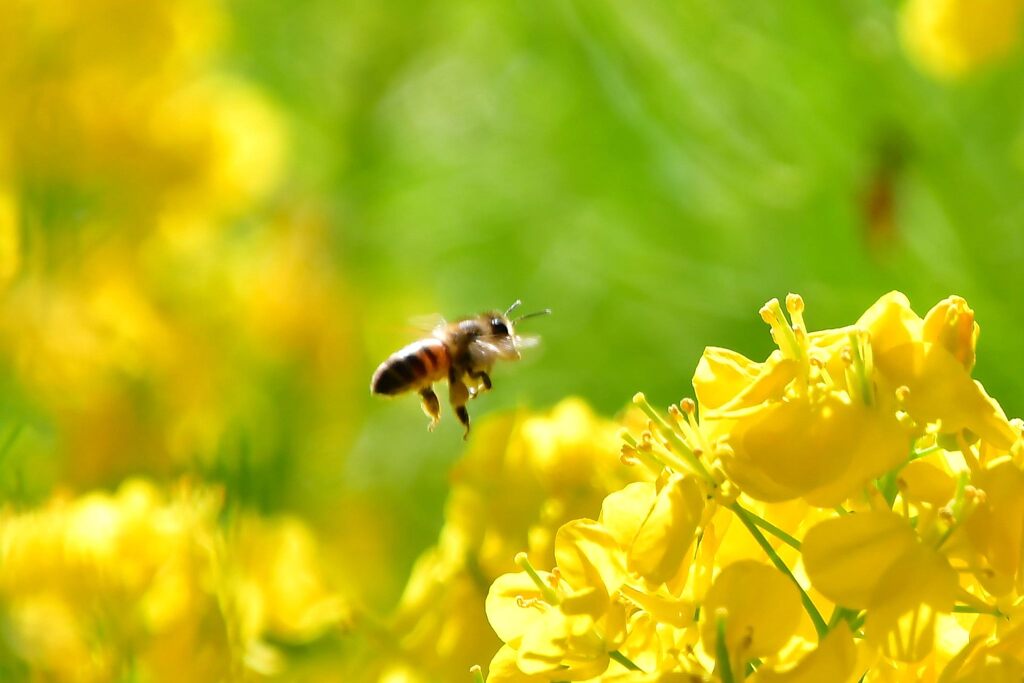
[225,0,1024,604]
[4,0,1024,639]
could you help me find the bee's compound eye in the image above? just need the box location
[491,319,509,335]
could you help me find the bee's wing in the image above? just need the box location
[469,333,531,364]
[468,338,505,365]
[515,334,541,350]
[407,313,447,334]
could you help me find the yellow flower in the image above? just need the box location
[700,561,804,665]
[724,390,908,506]
[385,400,636,682]
[0,0,281,231]
[803,510,959,661]
[472,292,1024,682]
[750,623,859,683]
[600,472,704,589]
[0,479,229,682]
[388,545,505,682]
[859,292,1016,450]
[445,399,636,580]
[941,620,1024,681]
[0,478,347,681]
[0,189,19,290]
[485,520,629,681]
[901,0,1024,79]
[703,295,909,506]
[963,458,1024,596]
[232,515,349,645]
[0,0,337,492]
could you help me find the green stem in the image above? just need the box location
[848,332,872,407]
[470,665,485,683]
[733,502,801,550]
[876,471,899,508]
[609,650,642,672]
[849,611,866,633]
[729,502,828,638]
[827,606,858,629]
[952,604,1006,618]
[715,612,736,683]
[910,445,940,461]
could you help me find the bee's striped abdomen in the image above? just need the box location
[370,338,448,395]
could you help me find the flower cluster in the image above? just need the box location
[0,478,348,680]
[374,400,643,682]
[0,0,356,493]
[482,293,1024,682]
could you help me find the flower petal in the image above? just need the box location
[802,511,915,609]
[555,520,626,599]
[629,473,703,586]
[751,622,858,683]
[600,482,656,549]
[701,560,802,660]
[486,572,553,647]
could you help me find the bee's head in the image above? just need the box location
[478,311,517,359]
[488,313,512,338]
[493,300,551,355]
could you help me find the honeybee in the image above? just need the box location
[370,300,550,438]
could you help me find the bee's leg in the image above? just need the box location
[419,387,441,431]
[455,404,470,439]
[448,368,471,439]
[467,369,492,392]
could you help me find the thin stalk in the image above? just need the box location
[732,502,801,550]
[715,613,736,683]
[610,650,642,672]
[729,502,828,638]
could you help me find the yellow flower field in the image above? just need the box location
[1,0,1023,681]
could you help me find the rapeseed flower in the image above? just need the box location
[699,294,909,506]
[474,292,1023,682]
[0,478,348,681]
[380,400,638,682]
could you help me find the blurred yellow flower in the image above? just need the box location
[0,0,349,496]
[901,0,1024,79]
[384,399,639,682]
[0,478,348,681]
[0,0,283,234]
[0,190,19,289]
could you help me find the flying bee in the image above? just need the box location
[370,300,550,438]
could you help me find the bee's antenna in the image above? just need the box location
[504,300,523,317]
[513,308,552,324]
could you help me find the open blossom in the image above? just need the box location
[858,293,1017,450]
[696,295,910,506]
[486,522,629,681]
